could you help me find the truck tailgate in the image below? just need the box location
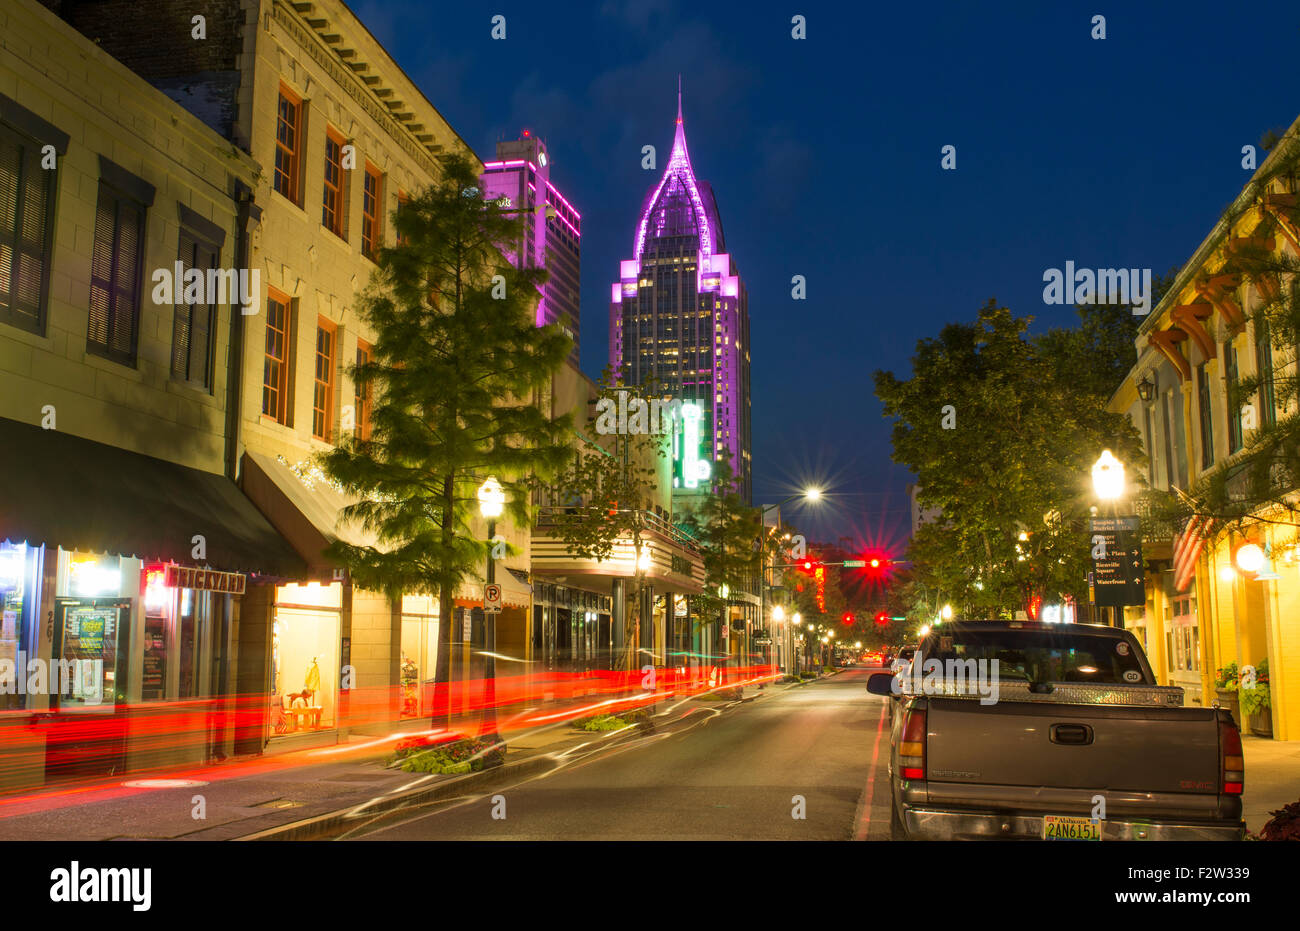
[925,698,1222,799]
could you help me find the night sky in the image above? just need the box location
[350,0,1300,551]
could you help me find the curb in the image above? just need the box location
[237,713,681,841]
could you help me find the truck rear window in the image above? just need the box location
[923,629,1148,685]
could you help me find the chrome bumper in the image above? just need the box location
[903,808,1245,841]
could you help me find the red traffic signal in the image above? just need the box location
[874,610,889,626]
[841,611,856,625]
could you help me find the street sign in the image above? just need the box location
[842,560,866,568]
[484,583,503,614]
[1088,517,1144,607]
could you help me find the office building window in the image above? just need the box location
[322,129,346,238]
[1197,362,1214,469]
[170,228,220,389]
[355,340,372,441]
[1225,343,1243,454]
[362,165,382,260]
[263,289,292,424]
[1256,323,1275,428]
[313,318,336,440]
[87,180,147,365]
[274,85,303,204]
[0,122,56,334]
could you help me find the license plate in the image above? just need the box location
[1042,816,1102,841]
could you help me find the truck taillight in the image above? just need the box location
[900,707,926,780]
[1220,718,1244,795]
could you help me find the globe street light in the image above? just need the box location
[477,476,505,746]
[1092,450,1125,501]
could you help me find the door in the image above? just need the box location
[46,598,131,777]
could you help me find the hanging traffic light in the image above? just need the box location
[841,611,856,626]
[874,610,889,626]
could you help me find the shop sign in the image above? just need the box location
[164,565,246,594]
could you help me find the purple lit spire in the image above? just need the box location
[633,83,721,266]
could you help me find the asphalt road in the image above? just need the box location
[353,667,894,841]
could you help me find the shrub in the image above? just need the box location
[1240,659,1271,716]
[387,735,502,774]
[572,714,628,731]
[1260,800,1300,841]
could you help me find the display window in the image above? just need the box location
[271,581,341,735]
[52,550,139,711]
[399,594,439,718]
[0,541,43,709]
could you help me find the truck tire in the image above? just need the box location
[890,795,908,841]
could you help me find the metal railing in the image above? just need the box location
[534,505,703,555]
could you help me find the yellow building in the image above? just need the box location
[0,0,302,786]
[1111,114,1300,741]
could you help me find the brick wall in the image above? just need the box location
[39,0,245,138]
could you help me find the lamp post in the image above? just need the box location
[759,487,822,680]
[477,476,505,745]
[1091,450,1126,626]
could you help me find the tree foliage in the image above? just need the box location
[319,153,573,724]
[874,300,1144,618]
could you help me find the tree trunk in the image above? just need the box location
[432,472,455,731]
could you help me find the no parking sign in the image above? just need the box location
[484,583,503,613]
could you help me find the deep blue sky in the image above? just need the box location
[351,0,1300,550]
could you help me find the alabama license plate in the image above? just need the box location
[1042,816,1102,841]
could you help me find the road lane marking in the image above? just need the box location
[852,701,888,841]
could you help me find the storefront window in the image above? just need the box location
[271,582,342,734]
[0,542,41,709]
[53,550,137,710]
[400,593,439,718]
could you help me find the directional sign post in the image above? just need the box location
[1088,516,1144,607]
[484,583,503,614]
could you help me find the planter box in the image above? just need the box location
[1215,688,1242,731]
[1249,708,1273,738]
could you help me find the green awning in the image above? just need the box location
[0,416,304,577]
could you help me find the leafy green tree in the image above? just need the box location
[320,154,573,728]
[549,373,667,670]
[677,451,764,668]
[874,300,1143,618]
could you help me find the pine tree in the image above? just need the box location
[320,154,573,729]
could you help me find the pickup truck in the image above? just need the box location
[867,620,1245,841]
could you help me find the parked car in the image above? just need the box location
[867,621,1245,841]
[889,645,917,674]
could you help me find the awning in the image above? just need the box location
[0,416,304,576]
[241,450,380,572]
[242,452,533,608]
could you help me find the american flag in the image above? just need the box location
[1173,515,1213,592]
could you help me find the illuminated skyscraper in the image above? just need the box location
[610,89,752,502]
[481,131,582,365]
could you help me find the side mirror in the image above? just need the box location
[866,673,896,696]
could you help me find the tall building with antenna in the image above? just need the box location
[481,130,582,365]
[609,85,752,502]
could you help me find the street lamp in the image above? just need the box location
[941,603,953,621]
[1235,543,1265,574]
[477,476,505,746]
[759,486,824,678]
[1092,450,1125,501]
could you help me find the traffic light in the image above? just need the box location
[874,610,889,626]
[841,611,856,626]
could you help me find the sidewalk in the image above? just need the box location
[1242,735,1300,835]
[0,680,767,841]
